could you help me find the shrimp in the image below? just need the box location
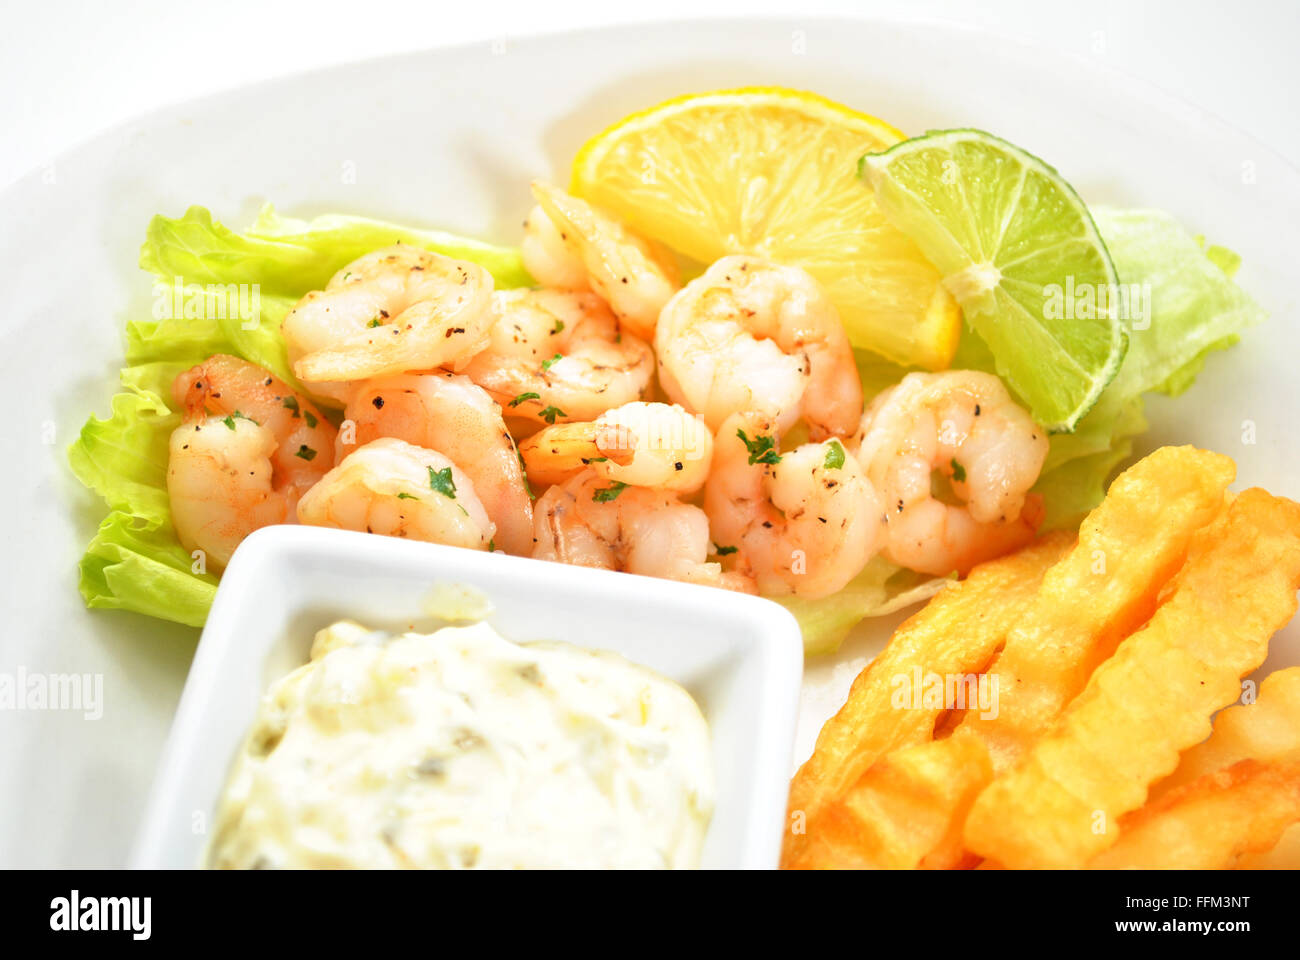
[173,354,337,498]
[523,181,679,341]
[520,199,589,291]
[655,255,862,439]
[167,355,338,569]
[705,412,885,598]
[338,372,533,555]
[168,419,293,571]
[533,470,753,591]
[852,370,1049,576]
[518,401,712,494]
[459,287,654,425]
[281,244,494,402]
[296,437,494,551]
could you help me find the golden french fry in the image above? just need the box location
[802,734,993,869]
[965,488,1300,869]
[1143,666,1300,868]
[781,531,1071,868]
[790,446,1235,869]
[1152,666,1300,798]
[1236,822,1300,869]
[973,446,1235,771]
[1088,760,1300,869]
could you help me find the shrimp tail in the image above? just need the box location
[519,421,637,489]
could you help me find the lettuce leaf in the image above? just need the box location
[1029,208,1265,527]
[69,205,531,627]
[777,558,949,656]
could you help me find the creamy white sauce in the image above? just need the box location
[207,620,714,869]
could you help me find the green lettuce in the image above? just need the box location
[1030,208,1265,528]
[68,205,530,627]
[778,558,949,656]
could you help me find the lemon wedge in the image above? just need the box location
[570,87,961,370]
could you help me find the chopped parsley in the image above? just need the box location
[737,428,782,466]
[539,405,566,425]
[509,391,541,408]
[221,410,256,430]
[824,440,846,470]
[428,466,457,499]
[282,395,318,428]
[396,492,419,500]
[713,544,739,556]
[367,317,383,328]
[951,458,967,483]
[541,352,563,371]
[488,539,497,552]
[591,481,627,503]
[550,319,565,336]
[294,444,317,461]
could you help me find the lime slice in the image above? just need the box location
[571,88,962,371]
[860,129,1126,431]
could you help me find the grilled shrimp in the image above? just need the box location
[655,256,862,439]
[533,470,753,591]
[339,372,533,555]
[166,354,337,569]
[853,370,1049,576]
[296,437,494,550]
[523,181,679,341]
[281,244,494,401]
[705,412,885,598]
[460,288,654,425]
[518,401,712,494]
[168,419,293,571]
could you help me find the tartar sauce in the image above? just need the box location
[207,620,714,869]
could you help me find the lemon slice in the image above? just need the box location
[570,88,961,371]
[860,130,1126,432]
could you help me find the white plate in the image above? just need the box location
[1,17,1298,867]
[128,526,802,870]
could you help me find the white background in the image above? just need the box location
[3,0,1298,189]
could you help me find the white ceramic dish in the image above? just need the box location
[127,525,803,870]
[2,17,1299,867]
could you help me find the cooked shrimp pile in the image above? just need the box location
[167,181,1050,597]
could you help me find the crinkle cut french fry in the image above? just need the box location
[799,734,993,869]
[1151,666,1300,799]
[790,446,1235,869]
[1088,760,1300,869]
[1236,822,1300,869]
[781,532,1071,868]
[970,446,1235,772]
[965,488,1300,869]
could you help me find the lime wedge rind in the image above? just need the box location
[860,129,1127,432]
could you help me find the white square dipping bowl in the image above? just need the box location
[129,525,804,870]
